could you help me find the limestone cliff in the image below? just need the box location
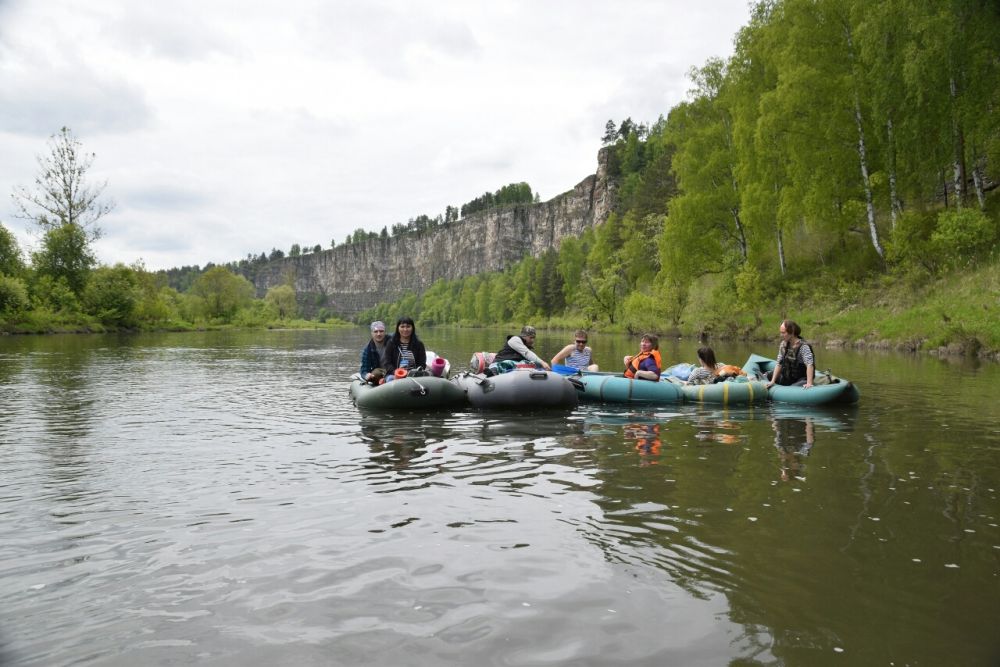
[253,147,616,317]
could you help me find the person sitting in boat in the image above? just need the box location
[493,325,551,371]
[767,319,815,388]
[686,346,721,385]
[685,347,748,385]
[550,329,599,371]
[623,333,661,381]
[360,320,391,383]
[386,316,427,373]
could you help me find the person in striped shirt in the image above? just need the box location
[551,329,599,371]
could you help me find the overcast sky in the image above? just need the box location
[0,1,751,271]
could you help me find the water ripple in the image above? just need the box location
[2,332,1000,665]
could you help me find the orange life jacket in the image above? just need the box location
[717,364,746,377]
[624,349,662,379]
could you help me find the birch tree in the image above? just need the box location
[663,58,749,283]
[12,127,114,239]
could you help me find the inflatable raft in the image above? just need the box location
[451,369,579,409]
[576,372,684,404]
[679,378,769,406]
[349,374,467,410]
[741,354,860,405]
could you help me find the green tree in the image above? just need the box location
[665,58,748,279]
[135,273,180,324]
[12,127,113,240]
[577,266,627,325]
[487,273,512,323]
[190,266,255,322]
[264,284,297,320]
[538,249,565,315]
[31,223,95,295]
[474,277,492,323]
[83,264,141,326]
[619,212,663,288]
[0,222,25,276]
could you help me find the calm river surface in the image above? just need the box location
[1,328,999,666]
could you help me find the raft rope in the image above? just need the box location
[407,376,428,396]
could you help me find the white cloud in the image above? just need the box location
[0,0,751,270]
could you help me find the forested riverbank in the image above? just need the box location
[361,1,1000,358]
[2,1,998,351]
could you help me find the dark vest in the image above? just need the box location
[779,340,813,384]
[494,335,529,363]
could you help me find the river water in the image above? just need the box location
[1,328,998,666]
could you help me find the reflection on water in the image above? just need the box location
[0,330,999,666]
[773,416,815,482]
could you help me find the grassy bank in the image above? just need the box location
[516,261,1000,360]
[789,263,1000,357]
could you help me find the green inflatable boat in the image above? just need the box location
[678,378,769,406]
[576,372,684,404]
[741,354,860,405]
[349,374,467,410]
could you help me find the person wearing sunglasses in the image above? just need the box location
[550,329,599,371]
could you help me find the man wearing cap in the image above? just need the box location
[360,320,392,382]
[493,325,551,370]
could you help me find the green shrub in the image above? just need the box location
[887,210,938,271]
[931,208,997,268]
[0,273,30,315]
[232,300,274,327]
[31,274,80,313]
[83,264,141,326]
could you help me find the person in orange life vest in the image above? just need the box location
[623,333,662,381]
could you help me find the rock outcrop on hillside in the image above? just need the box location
[253,147,615,317]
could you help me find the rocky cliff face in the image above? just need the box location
[253,147,615,317]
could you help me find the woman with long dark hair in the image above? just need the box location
[387,316,427,371]
[686,346,720,385]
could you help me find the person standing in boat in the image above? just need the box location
[493,325,551,370]
[360,320,391,382]
[387,316,427,372]
[623,333,662,381]
[767,319,815,388]
[550,329,599,371]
